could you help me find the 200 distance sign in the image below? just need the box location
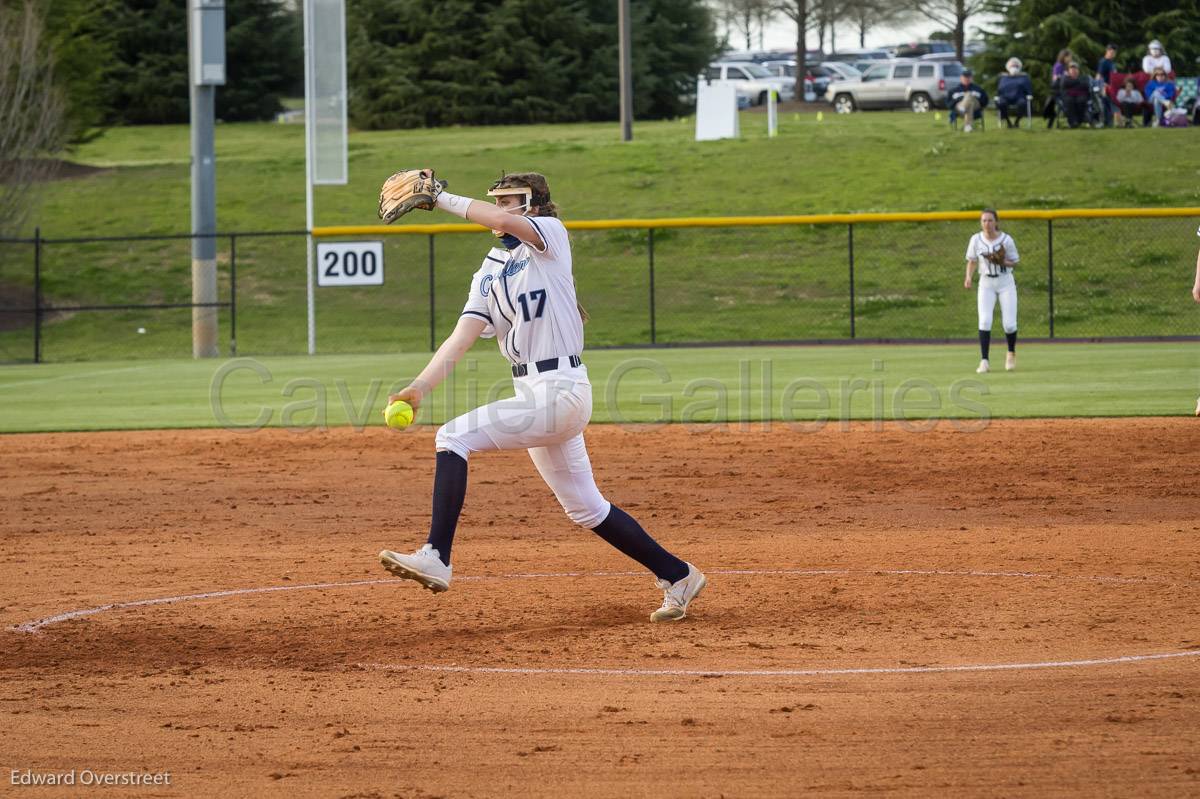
[316,241,384,286]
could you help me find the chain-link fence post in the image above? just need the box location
[847,223,856,339]
[33,227,42,363]
[428,234,436,351]
[648,227,656,344]
[1047,218,1055,338]
[229,234,237,356]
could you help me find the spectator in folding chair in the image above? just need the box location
[1052,49,1073,84]
[1044,49,1074,127]
[948,69,988,132]
[1174,76,1199,124]
[1143,68,1177,126]
[1059,63,1091,128]
[1116,78,1144,127]
[996,57,1034,128]
[1096,44,1118,127]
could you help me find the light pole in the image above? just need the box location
[618,0,633,141]
[187,0,225,358]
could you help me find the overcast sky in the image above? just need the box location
[731,14,1001,53]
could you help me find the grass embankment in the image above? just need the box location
[0,113,1197,362]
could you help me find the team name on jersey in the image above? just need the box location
[478,258,530,298]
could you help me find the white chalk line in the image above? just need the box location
[357,650,1200,679]
[7,567,1192,635]
[0,364,154,391]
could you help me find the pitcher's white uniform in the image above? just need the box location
[967,230,1019,333]
[436,217,610,528]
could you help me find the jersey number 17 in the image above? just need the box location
[517,289,547,322]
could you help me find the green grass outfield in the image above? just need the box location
[1,112,1198,362]
[1,342,1196,433]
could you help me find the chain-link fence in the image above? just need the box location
[1,211,1196,362]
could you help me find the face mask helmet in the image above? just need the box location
[485,173,552,248]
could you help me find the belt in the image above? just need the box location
[512,355,582,377]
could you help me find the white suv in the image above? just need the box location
[704,62,796,106]
[827,59,964,113]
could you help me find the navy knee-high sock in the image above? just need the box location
[979,329,991,360]
[426,451,468,566]
[1006,330,1017,352]
[590,505,689,584]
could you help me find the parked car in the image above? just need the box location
[722,49,824,65]
[761,60,829,97]
[895,41,955,58]
[704,62,797,105]
[821,61,863,81]
[827,49,890,64]
[850,59,885,74]
[919,52,965,62]
[826,59,964,113]
[758,61,864,97]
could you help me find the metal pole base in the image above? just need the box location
[192,257,219,358]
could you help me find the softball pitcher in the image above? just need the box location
[964,208,1019,373]
[373,170,706,622]
[1193,225,1199,415]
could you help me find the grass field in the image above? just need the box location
[0,342,1195,433]
[1,112,1198,362]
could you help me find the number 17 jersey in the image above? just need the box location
[459,216,584,365]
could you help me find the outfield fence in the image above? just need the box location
[1,208,1197,363]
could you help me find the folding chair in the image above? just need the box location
[996,95,1033,129]
[1177,76,1199,115]
[950,106,986,131]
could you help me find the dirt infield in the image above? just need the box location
[3,419,1199,797]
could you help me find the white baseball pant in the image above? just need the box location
[434,365,612,529]
[977,273,1018,333]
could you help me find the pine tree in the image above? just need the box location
[347,0,717,129]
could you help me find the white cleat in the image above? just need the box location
[379,544,452,593]
[650,563,707,622]
[1005,352,1016,371]
[1195,396,1200,417]
[976,358,990,374]
[963,123,973,133]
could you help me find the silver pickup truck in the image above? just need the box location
[827,59,964,113]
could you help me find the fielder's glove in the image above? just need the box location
[984,245,1006,265]
[378,169,447,223]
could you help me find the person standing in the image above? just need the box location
[1142,40,1172,76]
[1193,226,1200,415]
[964,208,1020,373]
[1097,44,1117,127]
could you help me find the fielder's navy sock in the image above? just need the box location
[979,329,991,360]
[590,505,689,584]
[426,450,468,565]
[1006,330,1018,352]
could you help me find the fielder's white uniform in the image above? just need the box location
[436,217,610,528]
[967,231,1019,333]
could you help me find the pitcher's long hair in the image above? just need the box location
[492,172,586,323]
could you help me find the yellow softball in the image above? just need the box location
[383,399,414,430]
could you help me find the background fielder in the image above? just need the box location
[1193,224,1199,415]
[964,208,1020,373]
[376,171,707,622]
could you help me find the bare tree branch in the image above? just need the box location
[0,1,65,238]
